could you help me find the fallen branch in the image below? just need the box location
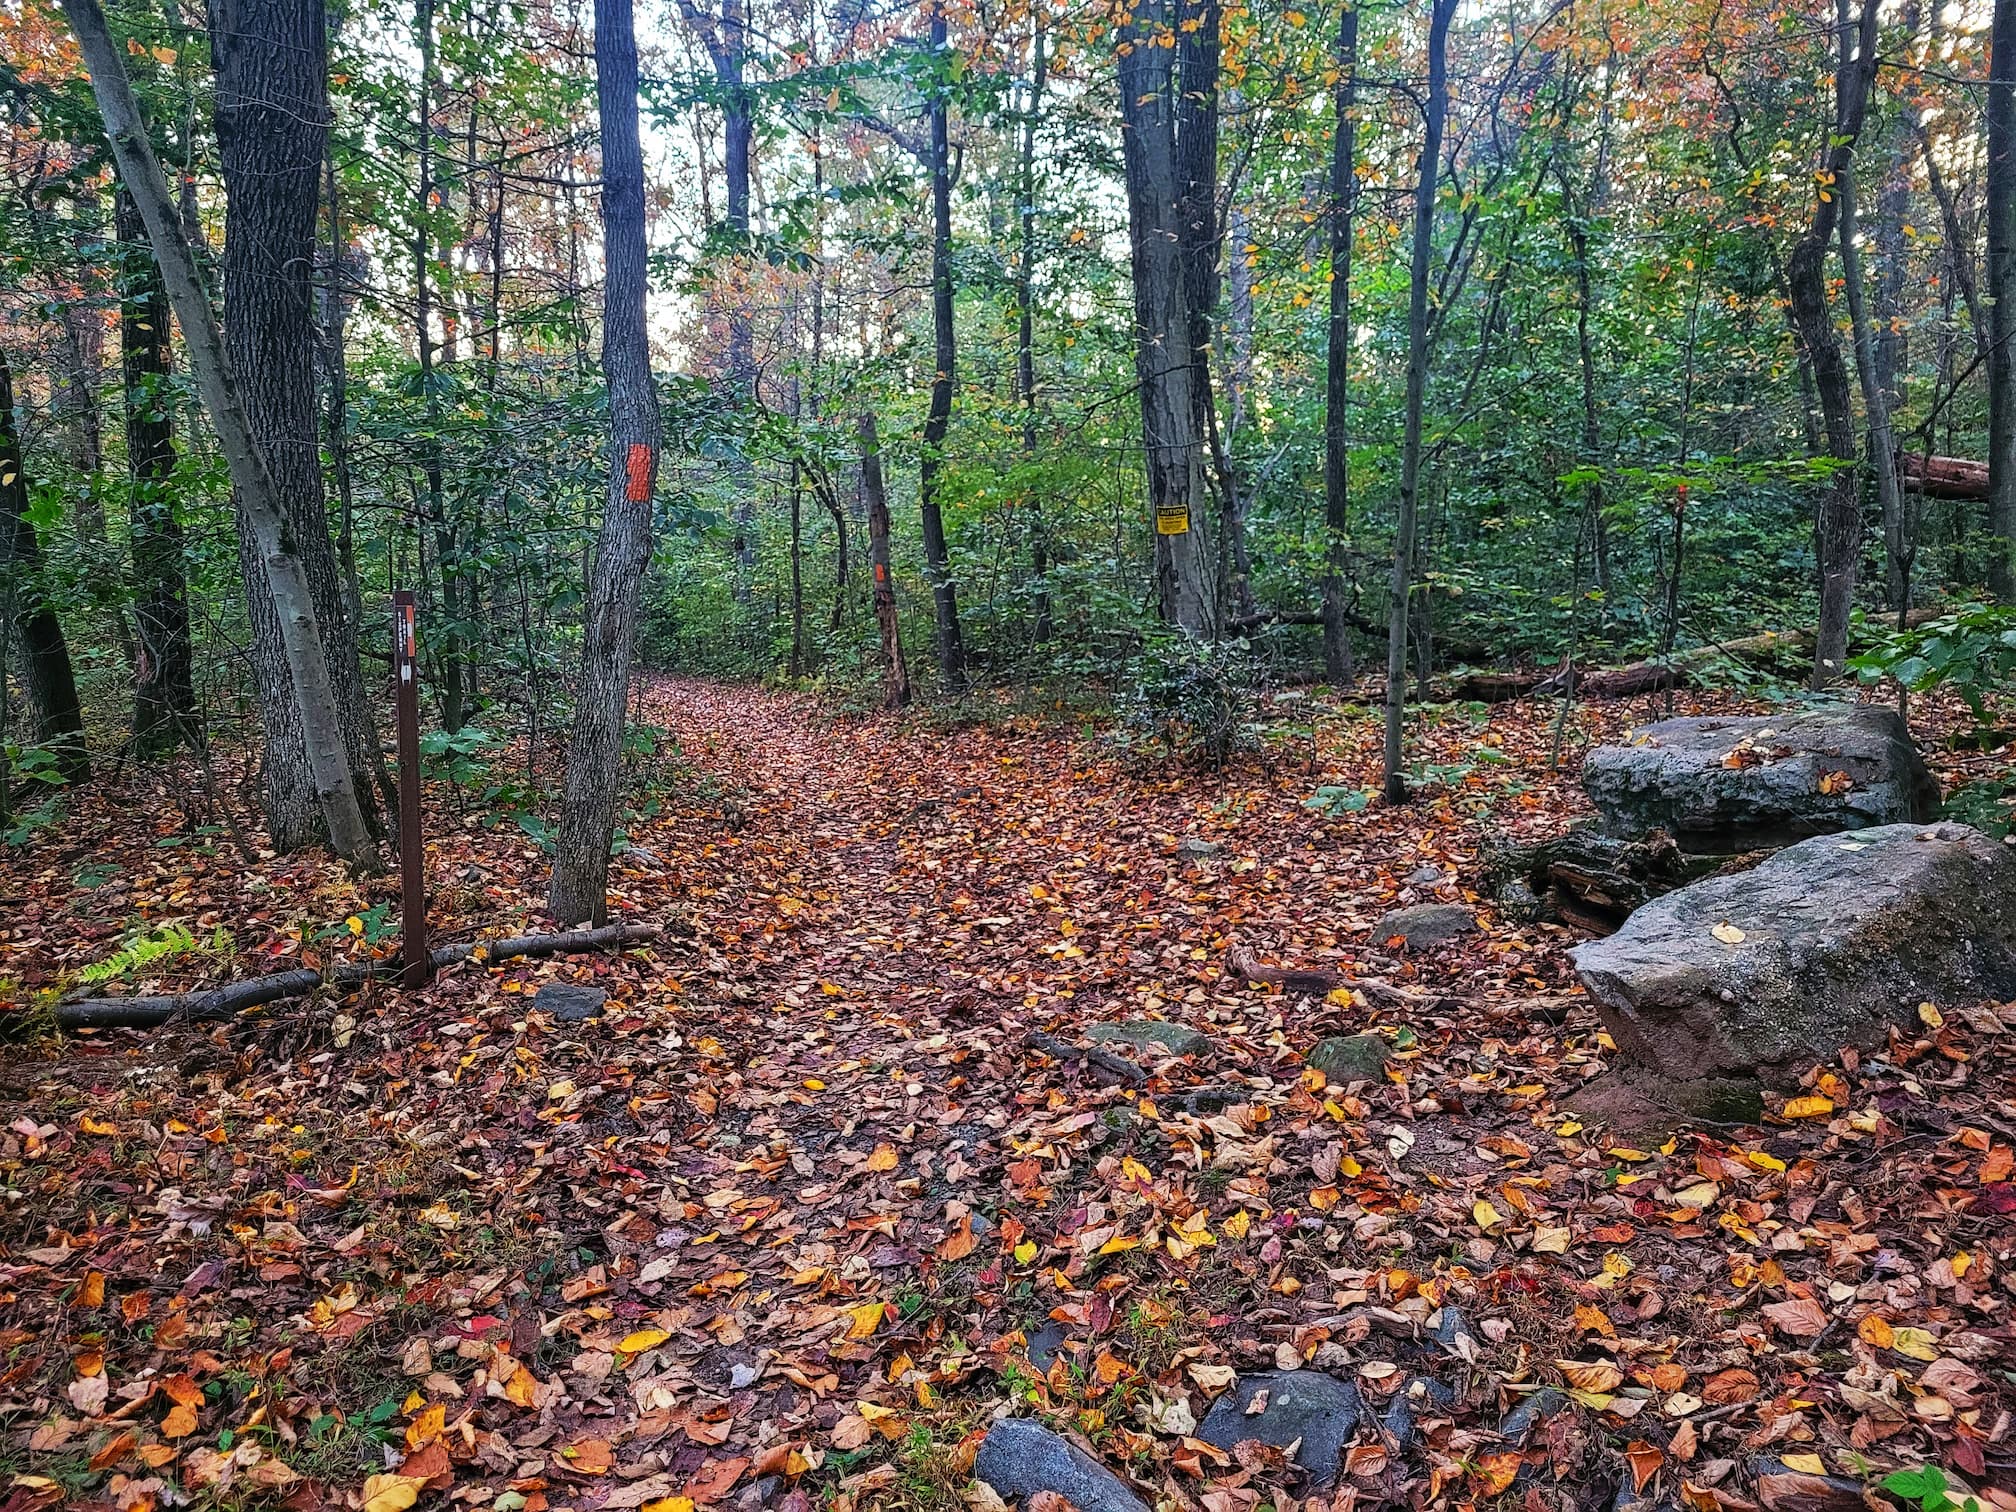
[1897,451,1986,500]
[1224,945,1415,1010]
[55,923,662,1030]
[1022,1029,1148,1086]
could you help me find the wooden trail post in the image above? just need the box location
[393,591,432,988]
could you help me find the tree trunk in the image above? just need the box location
[1382,0,1455,804]
[1018,9,1051,646]
[1116,0,1213,636]
[205,0,382,846]
[0,350,90,780]
[1785,0,1879,684]
[1320,1,1358,685]
[860,411,912,709]
[1838,134,1909,613]
[1990,0,2016,598]
[548,0,661,926]
[919,0,968,692]
[64,0,378,867]
[116,188,197,757]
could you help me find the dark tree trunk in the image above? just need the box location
[1383,0,1456,804]
[919,0,968,692]
[1784,0,1879,682]
[1017,11,1051,645]
[1320,0,1358,685]
[0,350,89,780]
[1116,0,1213,634]
[548,0,661,925]
[208,0,382,846]
[116,188,197,756]
[860,411,912,709]
[1990,0,2016,598]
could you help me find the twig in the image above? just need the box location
[1023,1030,1147,1086]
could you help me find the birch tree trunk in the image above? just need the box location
[62,0,378,867]
[548,0,661,925]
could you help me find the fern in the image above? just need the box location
[77,923,231,985]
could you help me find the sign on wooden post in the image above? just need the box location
[393,591,432,988]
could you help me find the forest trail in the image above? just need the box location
[3,682,2012,1511]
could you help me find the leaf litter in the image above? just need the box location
[0,679,2011,1511]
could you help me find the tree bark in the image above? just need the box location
[1383,0,1456,804]
[1838,133,1909,614]
[918,0,968,692]
[1990,0,2016,598]
[0,350,89,780]
[548,0,662,926]
[860,411,912,709]
[1320,1,1359,685]
[63,0,378,867]
[1017,8,1051,645]
[1784,0,1879,684]
[116,188,197,757]
[1116,0,1214,636]
[205,0,382,846]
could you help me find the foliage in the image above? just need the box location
[1851,606,2016,729]
[1114,634,1265,767]
[74,920,231,984]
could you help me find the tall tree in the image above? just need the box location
[206,0,383,843]
[1382,0,1455,804]
[1116,0,1214,636]
[116,187,196,755]
[1784,0,1879,683]
[1321,0,1359,684]
[62,0,378,867]
[1,348,89,780]
[918,0,968,690]
[1990,0,2016,599]
[860,411,912,709]
[1016,4,1051,645]
[548,0,662,925]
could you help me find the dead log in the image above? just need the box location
[1223,944,1416,1010]
[1022,1029,1148,1085]
[1897,451,1988,500]
[55,922,662,1030]
[1477,827,1730,934]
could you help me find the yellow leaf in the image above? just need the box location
[1710,923,1746,944]
[1918,1001,1944,1029]
[1889,1326,1939,1361]
[1222,1210,1251,1240]
[1309,1185,1341,1212]
[618,1329,670,1354]
[1097,1235,1139,1254]
[150,44,177,64]
[865,1144,899,1172]
[1782,1096,1834,1120]
[803,1078,826,1090]
[1121,1156,1152,1183]
[1531,1226,1570,1253]
[1781,1454,1827,1475]
[1747,1149,1787,1172]
[846,1300,886,1339]
[1556,1120,1584,1136]
[1857,1314,1894,1348]
[643,1500,698,1512]
[1607,1147,1650,1162]
[79,1117,117,1136]
[1473,1199,1503,1230]
[347,915,365,936]
[1013,1240,1037,1264]
[362,1474,427,1512]
[404,1402,444,1451]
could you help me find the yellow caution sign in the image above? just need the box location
[1155,504,1191,536]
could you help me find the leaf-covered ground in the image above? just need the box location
[1,679,2012,1512]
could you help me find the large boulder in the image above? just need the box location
[1572,822,2016,1087]
[1581,705,1939,853]
[973,1419,1147,1512]
[1197,1370,1365,1486]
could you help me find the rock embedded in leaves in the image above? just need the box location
[973,1418,1149,1512]
[1196,1369,1367,1487]
[1581,705,1940,853]
[1308,1033,1391,1085]
[1177,837,1221,860]
[1374,902,1476,950]
[1573,822,2016,1087]
[532,982,607,1023]
[1382,1375,1456,1450]
[1496,1386,1567,1443]
[1085,1019,1213,1058]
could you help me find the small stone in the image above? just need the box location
[1407,864,1445,887]
[1308,1034,1391,1086]
[973,1419,1148,1512]
[1085,1020,1213,1058]
[1374,903,1477,951]
[1178,838,1221,860]
[1197,1370,1366,1487]
[533,983,606,1023]
[1497,1387,1567,1443]
[1430,1304,1479,1354]
[1381,1375,1455,1451]
[1026,1321,1069,1372]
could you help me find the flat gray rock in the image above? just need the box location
[1197,1369,1366,1487]
[1581,705,1939,852]
[1308,1034,1390,1085]
[533,982,607,1023]
[1086,1020,1212,1058]
[1374,903,1476,951]
[1178,837,1221,860]
[1573,822,2016,1087]
[973,1419,1147,1512]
